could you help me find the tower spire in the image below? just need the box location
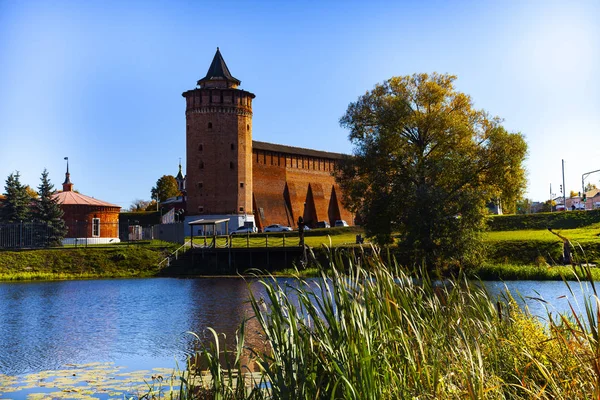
[62,157,73,192]
[197,47,241,88]
[176,158,185,193]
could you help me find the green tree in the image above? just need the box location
[1,171,31,223]
[538,200,555,213]
[151,175,180,203]
[33,169,66,246]
[336,73,527,269]
[516,198,532,214]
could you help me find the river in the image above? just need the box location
[0,277,597,397]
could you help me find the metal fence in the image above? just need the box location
[0,222,63,249]
[0,221,186,249]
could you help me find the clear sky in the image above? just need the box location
[1,0,598,209]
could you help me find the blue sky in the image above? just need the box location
[1,0,598,208]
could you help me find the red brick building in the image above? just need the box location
[182,48,353,231]
[53,164,121,244]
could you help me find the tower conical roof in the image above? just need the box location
[197,47,241,88]
[176,161,184,180]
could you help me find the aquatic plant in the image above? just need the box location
[172,247,599,399]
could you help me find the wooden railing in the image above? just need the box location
[191,234,302,249]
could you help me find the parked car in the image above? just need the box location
[230,226,257,235]
[264,224,293,232]
[316,221,330,228]
[334,220,349,227]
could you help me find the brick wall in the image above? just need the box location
[252,149,354,228]
[61,205,120,238]
[183,87,255,216]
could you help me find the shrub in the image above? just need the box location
[487,209,600,231]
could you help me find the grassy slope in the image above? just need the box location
[482,223,600,265]
[0,241,178,281]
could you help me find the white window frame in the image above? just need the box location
[92,218,100,237]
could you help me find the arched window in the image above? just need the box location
[230,162,234,169]
[208,122,213,129]
[198,144,203,151]
[231,143,235,150]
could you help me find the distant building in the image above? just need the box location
[565,189,600,210]
[53,163,121,245]
[160,161,187,219]
[584,188,600,210]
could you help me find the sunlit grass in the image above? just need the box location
[484,226,600,243]
[190,230,364,249]
[469,263,600,281]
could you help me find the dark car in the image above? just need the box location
[316,221,330,228]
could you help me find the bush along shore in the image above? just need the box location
[146,250,600,399]
[0,241,178,281]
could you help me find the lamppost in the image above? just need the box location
[582,169,600,210]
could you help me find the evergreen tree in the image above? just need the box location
[1,171,31,223]
[33,169,66,246]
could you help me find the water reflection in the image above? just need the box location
[483,280,598,324]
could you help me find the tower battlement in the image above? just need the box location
[183,88,254,116]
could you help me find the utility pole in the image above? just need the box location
[562,159,566,212]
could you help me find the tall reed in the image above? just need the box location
[172,246,598,399]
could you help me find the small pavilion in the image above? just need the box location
[188,218,229,248]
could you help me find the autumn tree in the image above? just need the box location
[336,73,527,270]
[585,183,597,192]
[128,199,151,212]
[32,169,66,246]
[25,185,38,199]
[1,171,31,223]
[151,175,180,203]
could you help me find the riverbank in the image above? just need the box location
[1,219,599,281]
[0,241,178,281]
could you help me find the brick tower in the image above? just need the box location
[182,48,256,229]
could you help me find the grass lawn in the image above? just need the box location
[482,224,600,267]
[483,223,600,243]
[188,227,365,249]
